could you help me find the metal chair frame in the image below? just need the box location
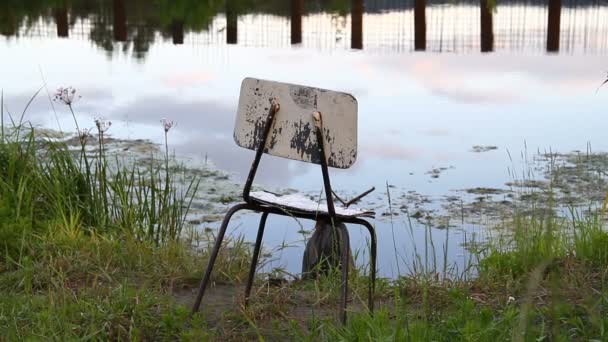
[190,98,377,324]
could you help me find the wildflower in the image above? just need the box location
[161,118,174,132]
[94,117,112,133]
[53,86,81,105]
[78,128,91,145]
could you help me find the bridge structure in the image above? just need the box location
[6,0,608,56]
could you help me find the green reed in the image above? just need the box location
[2,88,608,340]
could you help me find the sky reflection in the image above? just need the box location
[3,41,606,192]
[1,4,608,276]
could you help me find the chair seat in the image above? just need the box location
[250,191,374,218]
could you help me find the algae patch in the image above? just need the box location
[471,145,498,153]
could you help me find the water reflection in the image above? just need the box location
[54,5,69,38]
[109,95,311,185]
[113,0,126,42]
[2,0,608,57]
[414,0,426,50]
[291,0,303,44]
[547,0,562,52]
[2,0,608,277]
[480,0,493,52]
[226,0,238,44]
[351,0,364,49]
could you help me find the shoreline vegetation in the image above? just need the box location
[1,91,608,341]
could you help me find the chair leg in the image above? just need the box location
[191,203,250,316]
[358,219,377,313]
[338,224,350,324]
[244,211,269,305]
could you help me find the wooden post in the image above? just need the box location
[414,0,426,51]
[54,7,69,38]
[480,0,494,52]
[113,0,127,42]
[351,0,363,49]
[171,20,184,45]
[291,0,303,44]
[226,1,237,44]
[547,0,561,52]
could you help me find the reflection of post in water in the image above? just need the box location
[171,20,184,45]
[291,0,303,44]
[547,0,561,52]
[54,7,69,38]
[113,0,127,42]
[480,0,494,52]
[414,0,426,51]
[351,0,363,49]
[226,1,237,44]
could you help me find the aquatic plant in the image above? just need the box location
[598,71,608,91]
[1,88,608,340]
[53,86,80,106]
[0,88,253,338]
[0,89,200,246]
[161,117,174,132]
[54,86,81,132]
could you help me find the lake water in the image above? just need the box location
[2,0,608,278]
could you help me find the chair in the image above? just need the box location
[190,78,377,324]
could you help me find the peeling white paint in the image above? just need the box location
[234,78,358,169]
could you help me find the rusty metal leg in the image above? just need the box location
[191,203,250,316]
[358,220,377,313]
[244,211,269,305]
[339,223,350,324]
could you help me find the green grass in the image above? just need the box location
[0,96,250,339]
[0,227,245,340]
[1,94,608,341]
[271,211,605,342]
[171,209,607,341]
